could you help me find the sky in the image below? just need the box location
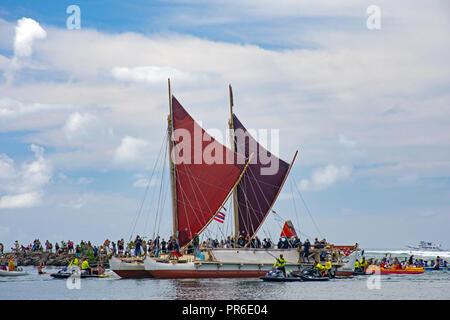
[0,0,449,250]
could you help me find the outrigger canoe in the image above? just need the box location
[366,265,425,275]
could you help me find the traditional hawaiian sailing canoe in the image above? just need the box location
[114,81,348,278]
[144,82,316,279]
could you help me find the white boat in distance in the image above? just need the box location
[407,241,443,251]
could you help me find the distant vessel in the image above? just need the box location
[407,241,443,251]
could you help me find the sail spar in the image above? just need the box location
[232,114,295,242]
[171,96,247,247]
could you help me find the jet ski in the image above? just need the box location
[260,269,303,282]
[298,268,330,281]
[50,267,116,279]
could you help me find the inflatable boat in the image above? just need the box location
[366,265,425,274]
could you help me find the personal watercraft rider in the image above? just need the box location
[81,259,92,275]
[313,261,326,276]
[273,254,287,277]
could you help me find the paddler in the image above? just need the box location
[273,254,287,277]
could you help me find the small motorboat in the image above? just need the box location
[0,268,28,277]
[260,269,303,282]
[298,268,330,282]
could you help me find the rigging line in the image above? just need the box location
[175,169,201,243]
[292,174,324,239]
[156,143,170,238]
[174,169,235,193]
[288,175,302,238]
[180,153,241,241]
[129,129,166,239]
[182,161,216,227]
[128,129,167,242]
[239,165,275,239]
[137,130,167,237]
[234,175,253,237]
[152,136,169,239]
[145,134,169,237]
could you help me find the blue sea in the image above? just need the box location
[1,249,449,300]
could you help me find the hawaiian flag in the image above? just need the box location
[213,211,226,223]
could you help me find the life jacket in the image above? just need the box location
[360,260,367,267]
[355,261,360,268]
[274,258,286,268]
[314,263,325,270]
[81,260,90,270]
[69,258,79,266]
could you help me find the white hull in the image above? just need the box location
[109,256,152,278]
[143,248,341,279]
[0,270,27,277]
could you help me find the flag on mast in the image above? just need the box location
[213,212,226,223]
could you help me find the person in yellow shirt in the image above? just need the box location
[360,257,368,272]
[68,257,79,267]
[355,259,361,272]
[273,254,287,277]
[81,259,92,275]
[313,261,326,276]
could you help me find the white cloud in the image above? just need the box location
[111,66,194,84]
[132,174,160,188]
[113,136,149,164]
[13,17,47,58]
[0,144,52,209]
[299,164,351,191]
[0,192,41,209]
[63,112,98,139]
[338,134,356,147]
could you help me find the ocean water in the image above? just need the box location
[1,249,449,300]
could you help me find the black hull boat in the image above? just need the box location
[260,269,330,282]
[50,267,116,279]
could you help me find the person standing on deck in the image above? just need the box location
[192,233,200,256]
[303,239,311,262]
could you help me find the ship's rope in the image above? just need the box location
[128,129,168,242]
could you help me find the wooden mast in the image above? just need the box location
[167,78,178,241]
[228,84,240,247]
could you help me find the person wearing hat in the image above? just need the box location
[273,254,287,277]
